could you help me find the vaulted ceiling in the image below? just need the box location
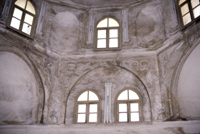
[55,0,143,7]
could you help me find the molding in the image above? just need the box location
[36,1,48,35]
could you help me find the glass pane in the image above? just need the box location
[78,104,86,113]
[193,6,200,18]
[15,0,26,9]
[191,0,200,8]
[89,104,97,112]
[24,13,33,25]
[98,30,106,38]
[22,23,31,35]
[118,90,128,100]
[77,114,86,123]
[97,39,106,48]
[89,91,99,101]
[26,1,36,14]
[182,13,191,25]
[89,114,97,122]
[119,104,127,112]
[109,18,119,27]
[10,17,20,29]
[119,113,127,122]
[13,8,23,19]
[130,103,139,112]
[129,90,139,100]
[97,18,107,28]
[131,113,139,122]
[109,29,118,38]
[109,39,118,48]
[78,91,88,101]
[181,4,189,15]
[179,0,186,5]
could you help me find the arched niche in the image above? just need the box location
[177,43,200,119]
[65,65,151,124]
[0,51,42,124]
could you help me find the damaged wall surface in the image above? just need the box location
[0,0,200,133]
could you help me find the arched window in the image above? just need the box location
[74,90,101,123]
[7,0,36,38]
[95,17,120,50]
[179,0,200,26]
[115,89,142,123]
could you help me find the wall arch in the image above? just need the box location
[0,46,45,124]
[65,65,151,124]
[172,38,200,119]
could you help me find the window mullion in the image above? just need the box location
[19,11,26,32]
[86,103,89,123]
[127,103,130,122]
[106,28,109,48]
[188,0,195,20]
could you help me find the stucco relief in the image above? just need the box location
[48,11,79,54]
[158,42,187,119]
[65,65,151,124]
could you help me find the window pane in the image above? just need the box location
[119,113,127,122]
[97,18,107,28]
[129,90,139,100]
[130,103,139,112]
[109,39,118,48]
[78,104,86,113]
[15,0,26,9]
[131,113,139,122]
[119,104,127,112]
[97,39,106,48]
[191,0,200,8]
[22,23,31,35]
[109,18,119,27]
[13,8,23,19]
[89,91,99,101]
[182,13,191,25]
[109,29,118,38]
[193,6,200,18]
[78,91,88,101]
[89,114,97,122]
[98,30,106,38]
[118,90,128,100]
[24,13,33,25]
[77,114,86,123]
[181,4,189,15]
[10,17,20,29]
[26,1,36,14]
[179,0,186,5]
[89,104,97,112]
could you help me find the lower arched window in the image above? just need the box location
[74,90,101,123]
[115,89,142,123]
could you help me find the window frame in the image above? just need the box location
[74,89,101,124]
[6,0,37,39]
[178,0,200,28]
[115,88,143,123]
[94,17,121,51]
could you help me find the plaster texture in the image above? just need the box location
[0,0,200,133]
[0,52,38,124]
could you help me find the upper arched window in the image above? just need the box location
[115,89,142,123]
[74,90,101,123]
[95,17,120,50]
[179,0,200,26]
[7,0,36,38]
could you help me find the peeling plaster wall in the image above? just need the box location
[0,0,200,133]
